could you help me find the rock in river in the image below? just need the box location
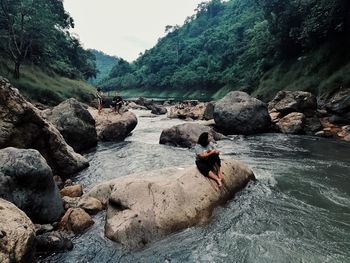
[85,159,255,248]
[42,98,97,152]
[159,123,224,148]
[0,77,89,177]
[213,91,271,135]
[0,198,36,263]
[97,111,138,142]
[0,147,64,223]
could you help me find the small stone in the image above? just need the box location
[64,179,73,187]
[53,175,63,189]
[78,197,104,215]
[60,185,83,198]
[59,208,94,234]
[62,196,80,209]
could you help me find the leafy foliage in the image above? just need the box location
[0,0,97,79]
[100,0,350,99]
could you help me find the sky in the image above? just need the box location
[63,0,207,62]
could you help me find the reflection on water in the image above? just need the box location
[42,110,350,263]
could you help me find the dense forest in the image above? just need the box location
[88,50,119,85]
[100,0,350,101]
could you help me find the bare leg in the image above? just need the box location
[215,163,223,180]
[208,171,222,187]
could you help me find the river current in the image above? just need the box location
[43,109,350,263]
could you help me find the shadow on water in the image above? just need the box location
[41,111,350,263]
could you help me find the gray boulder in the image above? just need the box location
[0,199,36,263]
[325,89,350,114]
[150,104,168,115]
[43,98,97,152]
[159,123,224,148]
[276,112,306,134]
[268,90,317,116]
[0,147,64,223]
[213,91,271,134]
[85,159,255,248]
[99,111,138,141]
[203,101,215,120]
[0,77,89,177]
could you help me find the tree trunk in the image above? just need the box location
[13,62,21,79]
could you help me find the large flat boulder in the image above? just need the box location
[0,147,64,223]
[97,111,138,142]
[42,98,97,152]
[213,91,271,135]
[0,77,89,177]
[0,199,36,263]
[86,159,255,248]
[159,123,224,148]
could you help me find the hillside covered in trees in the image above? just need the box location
[100,0,350,101]
[88,50,119,85]
[0,0,98,104]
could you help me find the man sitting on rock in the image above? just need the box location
[110,91,124,114]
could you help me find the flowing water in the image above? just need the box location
[42,110,350,263]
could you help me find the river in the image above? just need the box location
[42,109,350,263]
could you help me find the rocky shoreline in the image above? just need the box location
[0,75,349,262]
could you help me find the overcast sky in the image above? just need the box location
[63,0,207,62]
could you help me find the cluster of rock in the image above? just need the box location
[0,77,139,261]
[0,146,103,262]
[268,90,350,140]
[168,101,213,121]
[0,77,88,177]
[157,90,349,142]
[135,97,168,115]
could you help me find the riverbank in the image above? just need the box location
[0,60,95,106]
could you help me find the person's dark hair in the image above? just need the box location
[198,132,209,147]
[97,87,101,92]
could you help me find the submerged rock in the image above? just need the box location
[0,199,36,263]
[214,91,271,135]
[36,231,73,253]
[42,98,97,152]
[0,77,89,177]
[86,159,255,248]
[159,123,224,148]
[0,147,64,223]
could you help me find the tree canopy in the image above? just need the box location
[99,0,350,96]
[0,0,97,79]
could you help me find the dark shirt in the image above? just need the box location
[112,96,123,104]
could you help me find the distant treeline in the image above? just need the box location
[0,0,97,80]
[99,0,350,99]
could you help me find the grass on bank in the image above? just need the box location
[254,41,350,102]
[0,60,96,106]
